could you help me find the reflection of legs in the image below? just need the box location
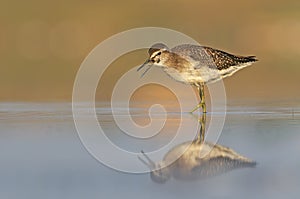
[197,112,206,143]
[191,83,206,113]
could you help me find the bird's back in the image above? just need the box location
[171,44,257,71]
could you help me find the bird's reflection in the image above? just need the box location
[139,113,256,183]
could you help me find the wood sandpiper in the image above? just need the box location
[137,43,258,113]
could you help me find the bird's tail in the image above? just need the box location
[234,55,258,64]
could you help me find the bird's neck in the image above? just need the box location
[163,52,191,71]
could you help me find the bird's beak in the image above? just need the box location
[137,59,153,77]
[137,59,150,72]
[138,150,156,169]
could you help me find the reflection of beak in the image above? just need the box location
[138,150,155,169]
[137,60,153,77]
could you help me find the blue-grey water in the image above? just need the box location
[1,102,300,199]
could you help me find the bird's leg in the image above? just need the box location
[200,83,206,113]
[190,103,201,113]
[191,83,206,113]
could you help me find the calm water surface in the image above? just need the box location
[0,102,300,199]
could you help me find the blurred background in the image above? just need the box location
[1,1,300,199]
[1,0,300,103]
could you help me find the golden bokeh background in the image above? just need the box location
[1,0,300,102]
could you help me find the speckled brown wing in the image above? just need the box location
[171,44,257,70]
[202,46,257,70]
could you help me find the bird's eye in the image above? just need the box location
[157,52,161,56]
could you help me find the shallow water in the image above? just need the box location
[1,102,300,199]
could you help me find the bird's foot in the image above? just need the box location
[190,102,206,114]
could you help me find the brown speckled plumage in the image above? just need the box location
[170,44,257,71]
[202,46,257,70]
[139,43,257,85]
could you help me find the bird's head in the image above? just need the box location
[148,43,169,66]
[137,43,169,77]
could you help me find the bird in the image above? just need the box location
[137,43,258,113]
[138,140,256,183]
